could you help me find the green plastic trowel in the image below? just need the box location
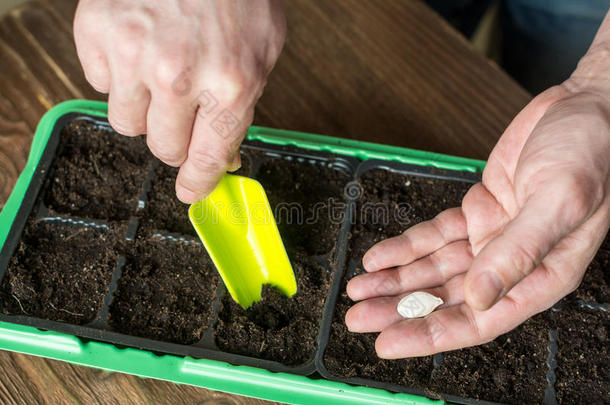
[189,174,297,309]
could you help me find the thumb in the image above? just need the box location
[175,104,251,203]
[464,175,598,310]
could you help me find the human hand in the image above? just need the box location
[344,20,610,358]
[74,0,286,202]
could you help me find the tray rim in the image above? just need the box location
[0,99,487,405]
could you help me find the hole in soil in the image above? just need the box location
[3,117,608,403]
[215,251,332,366]
[0,221,117,324]
[43,120,152,221]
[108,237,218,345]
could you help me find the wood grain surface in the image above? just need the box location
[0,0,531,403]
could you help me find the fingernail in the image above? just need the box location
[471,272,504,310]
[362,252,377,272]
[228,160,242,173]
[345,279,359,301]
[176,186,200,204]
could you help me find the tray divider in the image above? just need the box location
[136,159,159,211]
[542,329,559,405]
[86,256,126,330]
[191,280,226,350]
[318,159,491,405]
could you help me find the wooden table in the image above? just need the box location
[0,0,530,403]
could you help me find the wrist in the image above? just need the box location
[564,11,610,99]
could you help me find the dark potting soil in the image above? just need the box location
[323,286,434,390]
[323,170,472,393]
[142,164,196,236]
[0,221,116,324]
[570,233,609,303]
[329,168,608,402]
[553,309,609,404]
[348,169,473,268]
[108,237,218,345]
[429,314,550,404]
[215,251,332,366]
[5,115,609,404]
[255,158,350,256]
[142,152,251,237]
[43,120,151,221]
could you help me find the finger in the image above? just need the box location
[175,107,252,203]
[76,46,111,94]
[375,207,609,359]
[346,275,465,333]
[146,91,196,166]
[464,178,598,311]
[347,239,472,301]
[375,303,488,359]
[461,182,511,255]
[362,207,467,272]
[107,81,150,136]
[73,2,111,93]
[376,259,568,359]
[484,86,570,190]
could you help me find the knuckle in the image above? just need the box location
[379,273,400,296]
[146,137,186,167]
[108,115,141,137]
[214,70,253,103]
[459,304,482,341]
[418,316,445,351]
[565,274,582,294]
[429,215,449,244]
[153,54,192,94]
[508,241,541,280]
[398,230,414,255]
[427,249,444,274]
[560,173,601,220]
[188,147,231,174]
[113,24,148,63]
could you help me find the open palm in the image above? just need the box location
[345,84,610,358]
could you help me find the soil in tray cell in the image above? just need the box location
[429,313,550,404]
[0,222,117,324]
[43,120,151,221]
[142,164,195,237]
[569,232,609,304]
[554,309,609,404]
[108,237,218,345]
[323,285,434,390]
[142,152,251,236]
[215,250,332,366]
[324,170,475,390]
[254,158,350,256]
[348,169,473,268]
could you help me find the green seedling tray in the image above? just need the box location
[0,100,485,405]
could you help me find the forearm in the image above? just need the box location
[566,10,610,95]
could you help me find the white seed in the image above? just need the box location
[397,292,444,318]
